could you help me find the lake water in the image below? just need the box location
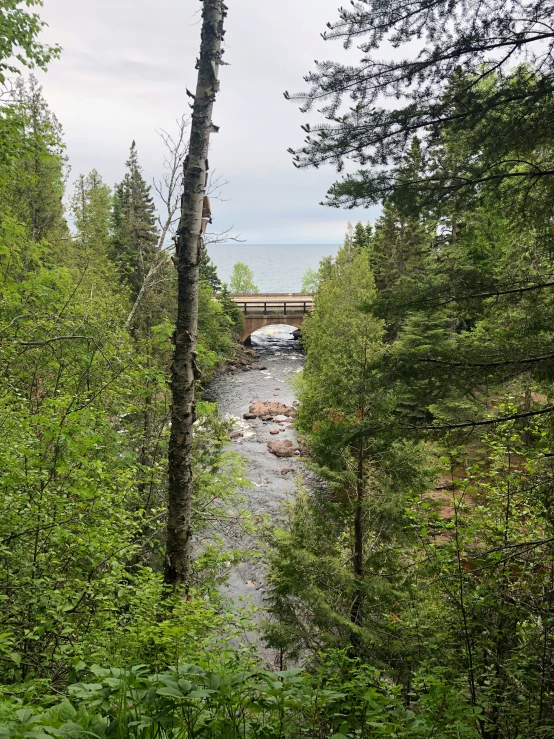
[206,244,340,293]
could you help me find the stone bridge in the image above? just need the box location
[231,293,314,343]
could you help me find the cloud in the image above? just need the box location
[36,0,375,243]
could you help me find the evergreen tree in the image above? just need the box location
[289,0,554,205]
[266,236,429,660]
[111,141,159,299]
[70,169,113,264]
[199,241,222,292]
[351,222,372,251]
[6,75,68,244]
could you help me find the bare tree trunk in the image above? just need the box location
[164,0,227,589]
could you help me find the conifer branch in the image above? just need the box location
[404,405,554,431]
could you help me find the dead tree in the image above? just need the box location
[125,117,190,328]
[164,0,227,589]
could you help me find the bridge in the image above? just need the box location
[230,293,314,343]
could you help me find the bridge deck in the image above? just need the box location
[231,293,314,316]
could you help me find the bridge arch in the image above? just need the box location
[231,293,313,345]
[241,317,303,344]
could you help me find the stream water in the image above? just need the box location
[206,325,306,656]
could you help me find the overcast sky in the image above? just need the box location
[34,0,378,244]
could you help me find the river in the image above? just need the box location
[207,324,306,658]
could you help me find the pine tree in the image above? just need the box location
[266,236,429,659]
[352,222,372,251]
[199,241,222,293]
[288,0,554,206]
[111,141,159,299]
[6,75,68,244]
[70,170,112,264]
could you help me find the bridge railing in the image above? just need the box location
[235,300,313,316]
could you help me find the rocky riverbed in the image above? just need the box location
[205,325,307,648]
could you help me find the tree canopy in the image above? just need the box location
[288,0,554,208]
[229,261,259,293]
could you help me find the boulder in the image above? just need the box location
[243,413,257,420]
[248,401,296,418]
[269,429,280,435]
[251,363,267,370]
[267,439,299,458]
[281,468,294,475]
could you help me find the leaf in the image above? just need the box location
[156,687,184,698]
[15,709,35,723]
[208,673,221,690]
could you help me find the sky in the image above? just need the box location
[34,0,379,245]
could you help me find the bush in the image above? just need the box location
[0,655,481,738]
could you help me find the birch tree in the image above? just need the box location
[164,0,227,589]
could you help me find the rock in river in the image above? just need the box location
[249,401,296,418]
[267,439,299,457]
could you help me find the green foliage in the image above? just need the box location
[229,262,259,294]
[295,236,383,436]
[268,204,554,735]
[4,76,68,243]
[266,230,432,662]
[70,170,113,263]
[7,3,554,736]
[0,0,60,83]
[300,268,318,294]
[0,26,249,690]
[200,245,243,341]
[0,655,482,738]
[291,0,554,207]
[111,142,159,300]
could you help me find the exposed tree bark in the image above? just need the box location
[164,0,227,590]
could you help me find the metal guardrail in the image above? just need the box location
[234,300,313,316]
